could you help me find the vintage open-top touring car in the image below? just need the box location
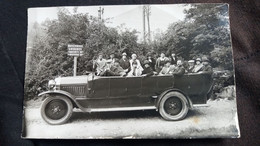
[39,72,213,125]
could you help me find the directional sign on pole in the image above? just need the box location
[68,44,84,56]
[68,44,84,76]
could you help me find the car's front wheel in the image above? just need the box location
[41,95,73,125]
[159,91,189,121]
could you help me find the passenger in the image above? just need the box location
[169,53,177,65]
[127,61,142,77]
[142,60,154,77]
[106,53,116,68]
[192,58,204,73]
[147,54,156,71]
[187,60,195,73]
[93,54,107,76]
[102,59,126,76]
[159,60,175,75]
[119,52,130,73]
[200,57,213,74]
[129,53,143,72]
[172,60,185,76]
[155,52,169,73]
[182,60,190,73]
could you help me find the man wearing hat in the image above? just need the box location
[119,52,130,73]
[187,60,195,73]
[142,60,154,77]
[201,56,213,74]
[192,57,204,73]
[172,60,185,76]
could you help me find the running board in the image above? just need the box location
[193,104,209,107]
[86,106,157,112]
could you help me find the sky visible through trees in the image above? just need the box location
[28,5,188,41]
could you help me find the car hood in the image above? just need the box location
[55,75,89,85]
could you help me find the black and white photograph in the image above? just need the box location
[22,4,240,139]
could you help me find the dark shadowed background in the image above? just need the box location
[0,0,259,145]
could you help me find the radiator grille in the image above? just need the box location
[60,85,87,97]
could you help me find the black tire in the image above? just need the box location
[159,91,189,121]
[41,95,73,125]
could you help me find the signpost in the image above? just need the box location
[68,44,84,76]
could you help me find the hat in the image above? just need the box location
[144,60,150,65]
[122,52,127,56]
[188,60,195,63]
[196,58,202,61]
[202,56,209,62]
[132,54,137,58]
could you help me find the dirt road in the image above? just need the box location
[23,99,240,139]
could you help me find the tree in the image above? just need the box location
[24,8,140,100]
[154,4,232,69]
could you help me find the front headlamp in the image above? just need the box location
[48,80,56,89]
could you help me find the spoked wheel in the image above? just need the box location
[159,91,189,121]
[41,95,73,125]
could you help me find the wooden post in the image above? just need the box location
[143,5,146,43]
[68,44,83,76]
[73,56,78,76]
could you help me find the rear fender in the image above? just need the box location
[38,90,85,110]
[155,88,193,110]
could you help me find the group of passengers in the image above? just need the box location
[92,52,212,77]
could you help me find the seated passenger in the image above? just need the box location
[169,53,177,65]
[93,54,107,76]
[199,57,213,74]
[147,54,156,71]
[101,59,126,76]
[192,58,204,73]
[182,60,190,73]
[155,52,169,73]
[187,60,195,73]
[159,61,175,75]
[106,53,116,68]
[129,53,143,72]
[119,52,130,73]
[142,60,154,77]
[172,60,185,76]
[127,61,142,77]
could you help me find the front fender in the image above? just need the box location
[38,90,74,98]
[38,90,86,111]
[156,88,193,110]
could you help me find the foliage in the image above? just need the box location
[155,4,233,69]
[25,5,234,100]
[25,8,140,99]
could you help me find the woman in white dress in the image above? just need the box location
[127,61,143,77]
[129,54,143,72]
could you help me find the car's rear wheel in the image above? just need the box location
[41,95,73,125]
[159,91,188,120]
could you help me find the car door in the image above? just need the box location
[141,76,158,96]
